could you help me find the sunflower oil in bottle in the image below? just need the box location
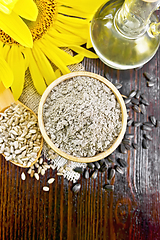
[90,0,160,69]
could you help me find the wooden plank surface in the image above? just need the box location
[0,47,160,239]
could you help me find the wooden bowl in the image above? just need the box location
[38,71,127,163]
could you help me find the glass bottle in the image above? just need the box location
[90,0,160,69]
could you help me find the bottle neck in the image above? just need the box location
[114,0,159,39]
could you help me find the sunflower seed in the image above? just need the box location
[35,163,39,168]
[141,125,152,131]
[132,105,141,113]
[94,161,101,169]
[139,104,146,115]
[21,172,26,181]
[114,165,124,174]
[147,81,155,87]
[71,183,81,193]
[39,157,43,165]
[90,169,98,179]
[124,98,131,105]
[142,139,149,149]
[38,166,42,174]
[143,72,156,82]
[73,167,83,174]
[131,98,139,105]
[99,161,108,172]
[57,173,63,176]
[128,90,137,98]
[135,90,141,99]
[43,165,48,171]
[120,143,127,154]
[106,155,114,163]
[124,134,134,139]
[117,158,128,168]
[140,99,149,106]
[15,149,22,155]
[124,143,131,150]
[103,184,114,191]
[114,83,122,89]
[48,178,55,184]
[83,169,89,179]
[143,122,154,128]
[87,162,95,169]
[143,133,153,141]
[28,168,32,174]
[133,121,141,127]
[127,119,133,127]
[149,115,157,126]
[122,138,131,145]
[10,130,18,136]
[43,186,49,192]
[140,93,148,101]
[34,173,39,180]
[108,168,115,180]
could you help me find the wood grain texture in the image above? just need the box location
[0,47,160,239]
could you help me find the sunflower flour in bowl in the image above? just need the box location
[42,75,122,158]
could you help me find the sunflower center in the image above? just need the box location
[0,0,56,45]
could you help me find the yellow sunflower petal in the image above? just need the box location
[56,21,90,41]
[7,45,25,99]
[0,3,10,14]
[48,28,86,46]
[13,0,38,21]
[72,54,84,63]
[40,36,84,65]
[24,48,47,95]
[0,0,18,14]
[55,69,62,78]
[0,57,13,88]
[57,14,90,28]
[37,41,71,75]
[20,50,30,71]
[0,11,33,47]
[32,43,57,86]
[58,5,92,19]
[70,45,98,59]
[58,0,106,14]
[0,41,3,48]
[0,43,10,60]
[43,34,67,47]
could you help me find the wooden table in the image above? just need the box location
[0,47,160,239]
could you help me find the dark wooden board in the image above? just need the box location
[0,48,160,239]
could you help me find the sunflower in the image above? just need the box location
[0,0,106,99]
[0,55,13,88]
[0,0,38,47]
